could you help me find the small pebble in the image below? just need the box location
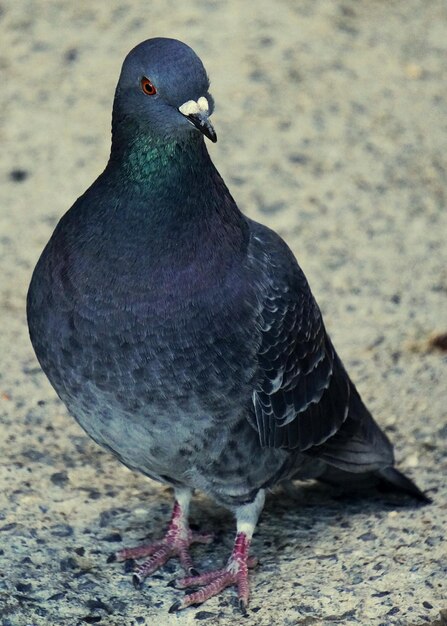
[86,598,110,612]
[124,559,136,573]
[405,63,423,79]
[64,48,78,63]
[387,607,400,616]
[194,611,217,620]
[60,556,78,571]
[9,169,29,182]
[88,490,102,500]
[48,592,66,601]
[50,471,69,486]
[50,523,74,537]
[358,532,377,541]
[34,607,48,616]
[15,582,32,592]
[406,454,419,467]
[102,532,122,542]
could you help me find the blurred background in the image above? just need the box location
[0,1,446,625]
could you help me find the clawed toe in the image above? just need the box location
[113,497,212,588]
[115,540,161,563]
[168,531,253,613]
[174,567,226,589]
[239,598,248,617]
[132,573,143,589]
[167,569,248,613]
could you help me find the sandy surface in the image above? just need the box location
[1,1,446,625]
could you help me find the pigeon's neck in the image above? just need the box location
[100,124,248,263]
[109,123,210,185]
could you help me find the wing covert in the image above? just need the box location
[249,225,350,450]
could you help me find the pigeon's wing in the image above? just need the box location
[248,222,351,451]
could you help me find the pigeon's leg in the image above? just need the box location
[115,487,213,586]
[170,489,265,614]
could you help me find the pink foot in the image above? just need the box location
[169,532,255,615]
[115,500,213,586]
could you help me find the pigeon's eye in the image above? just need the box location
[141,77,157,96]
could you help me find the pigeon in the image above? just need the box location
[27,37,430,613]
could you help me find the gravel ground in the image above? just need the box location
[0,1,446,625]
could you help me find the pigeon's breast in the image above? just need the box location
[27,222,262,481]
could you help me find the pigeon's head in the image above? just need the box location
[113,38,216,145]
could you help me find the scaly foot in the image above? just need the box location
[115,498,213,586]
[169,531,255,615]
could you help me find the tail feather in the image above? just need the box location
[303,355,431,503]
[318,464,431,503]
[378,466,431,504]
[306,375,394,473]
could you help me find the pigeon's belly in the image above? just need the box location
[44,345,289,502]
[59,381,289,501]
[60,382,226,485]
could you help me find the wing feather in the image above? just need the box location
[249,224,350,450]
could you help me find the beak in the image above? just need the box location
[178,97,217,143]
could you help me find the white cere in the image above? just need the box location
[179,97,209,116]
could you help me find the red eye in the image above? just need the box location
[141,77,157,96]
